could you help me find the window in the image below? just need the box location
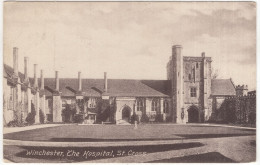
[196,63,198,68]
[62,99,71,110]
[48,99,53,108]
[136,99,144,111]
[62,100,67,110]
[8,87,13,110]
[190,87,197,97]
[189,74,191,80]
[192,68,195,82]
[151,99,159,112]
[88,98,97,108]
[163,101,169,113]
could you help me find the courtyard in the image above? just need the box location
[3,124,256,163]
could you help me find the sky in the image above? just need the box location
[3,1,256,90]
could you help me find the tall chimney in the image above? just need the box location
[40,70,44,90]
[55,71,59,91]
[104,72,107,92]
[24,57,29,81]
[78,71,82,91]
[13,47,18,76]
[172,45,183,123]
[33,64,38,88]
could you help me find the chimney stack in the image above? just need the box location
[201,52,205,57]
[24,57,29,81]
[40,70,44,90]
[33,64,38,88]
[55,71,59,91]
[104,72,108,92]
[78,71,82,91]
[13,47,18,76]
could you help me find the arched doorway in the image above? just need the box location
[188,106,199,123]
[122,106,131,122]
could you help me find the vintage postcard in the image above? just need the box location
[2,1,256,163]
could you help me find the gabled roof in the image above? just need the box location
[4,64,25,82]
[44,78,171,97]
[211,79,236,96]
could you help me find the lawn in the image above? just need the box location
[4,124,256,142]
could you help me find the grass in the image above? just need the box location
[4,124,256,142]
[3,124,256,163]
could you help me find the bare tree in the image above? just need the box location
[211,67,219,79]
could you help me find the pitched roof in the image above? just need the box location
[4,64,25,82]
[211,79,236,96]
[44,78,171,97]
[3,64,170,98]
[141,80,171,96]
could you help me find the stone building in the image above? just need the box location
[3,45,238,125]
[236,85,248,96]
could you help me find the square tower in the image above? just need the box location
[167,45,212,123]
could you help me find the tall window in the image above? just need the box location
[136,99,144,111]
[192,68,195,82]
[163,100,169,113]
[88,98,97,108]
[190,87,197,97]
[151,99,159,112]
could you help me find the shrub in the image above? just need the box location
[131,113,139,124]
[26,103,36,125]
[74,114,84,123]
[140,114,149,123]
[155,114,163,122]
[166,116,173,122]
[39,109,45,124]
[248,112,256,125]
[96,100,110,123]
[7,119,25,127]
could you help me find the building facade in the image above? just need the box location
[3,45,238,126]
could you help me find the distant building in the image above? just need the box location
[3,45,237,126]
[236,85,248,96]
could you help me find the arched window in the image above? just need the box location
[151,99,159,112]
[163,100,169,113]
[136,98,144,111]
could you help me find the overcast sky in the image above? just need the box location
[4,2,256,90]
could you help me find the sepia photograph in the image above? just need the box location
[2,1,257,163]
